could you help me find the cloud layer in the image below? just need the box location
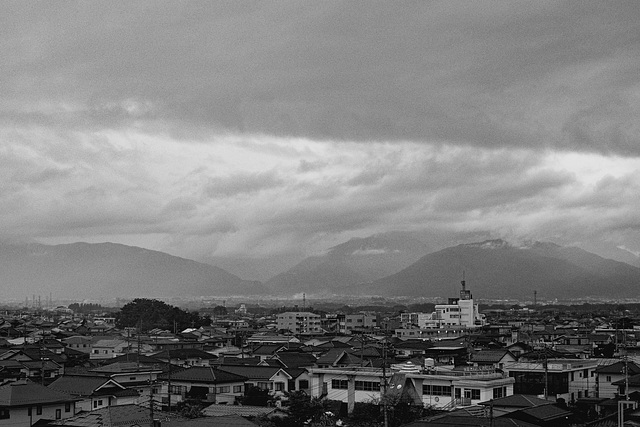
[2,1,640,270]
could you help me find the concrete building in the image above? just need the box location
[434,280,486,328]
[503,358,599,403]
[308,361,514,413]
[276,312,321,335]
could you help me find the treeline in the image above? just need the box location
[68,303,106,313]
[115,298,211,332]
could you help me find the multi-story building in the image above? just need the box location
[308,361,514,413]
[276,312,321,335]
[344,313,377,334]
[400,312,433,329]
[434,280,485,328]
[503,358,599,403]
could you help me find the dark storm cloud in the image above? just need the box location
[2,1,640,154]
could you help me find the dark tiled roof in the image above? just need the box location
[48,375,125,397]
[404,414,539,426]
[479,394,553,408]
[217,365,291,381]
[596,360,640,375]
[0,379,77,407]
[163,366,247,384]
[152,348,218,360]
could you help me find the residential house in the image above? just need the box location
[151,348,218,367]
[89,339,128,360]
[48,375,139,411]
[159,366,247,405]
[217,365,293,398]
[596,360,640,398]
[0,379,78,426]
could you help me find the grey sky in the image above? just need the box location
[2,1,640,264]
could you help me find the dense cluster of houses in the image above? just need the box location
[2,290,640,426]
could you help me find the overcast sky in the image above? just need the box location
[2,1,640,267]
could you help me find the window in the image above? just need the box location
[65,403,71,412]
[469,389,480,400]
[93,401,98,408]
[170,385,183,394]
[257,382,273,390]
[0,409,9,419]
[571,372,574,381]
[98,400,103,406]
[606,375,612,382]
[130,376,136,381]
[423,385,450,396]
[493,387,505,399]
[355,381,380,391]
[332,379,348,389]
[275,382,285,391]
[298,380,309,390]
[216,386,230,393]
[233,385,243,393]
[36,405,43,415]
[56,409,61,419]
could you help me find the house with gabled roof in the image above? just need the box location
[0,379,78,426]
[48,374,138,412]
[315,348,365,369]
[596,360,640,398]
[469,349,517,370]
[250,344,287,361]
[159,366,248,405]
[217,365,293,398]
[151,348,218,367]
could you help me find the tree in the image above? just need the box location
[115,298,210,331]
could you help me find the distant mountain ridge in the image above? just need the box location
[0,242,265,301]
[354,239,640,299]
[266,233,431,295]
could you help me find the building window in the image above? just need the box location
[275,382,285,391]
[493,387,505,399]
[93,401,98,408]
[170,385,183,394]
[606,375,612,382]
[216,386,230,393]
[65,403,71,412]
[257,382,273,390]
[37,406,43,415]
[470,389,480,400]
[130,376,136,381]
[233,385,243,393]
[355,381,380,391]
[0,409,9,419]
[423,385,450,396]
[332,379,348,390]
[56,409,61,419]
[298,380,309,390]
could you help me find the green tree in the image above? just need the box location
[115,298,210,331]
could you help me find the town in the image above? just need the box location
[2,282,640,427]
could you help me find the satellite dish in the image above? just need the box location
[396,384,402,389]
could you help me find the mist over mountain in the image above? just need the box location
[0,242,265,301]
[355,239,640,299]
[266,232,432,295]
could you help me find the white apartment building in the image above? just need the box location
[308,362,514,413]
[276,312,321,335]
[434,280,485,328]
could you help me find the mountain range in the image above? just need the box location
[0,242,265,301]
[1,236,639,301]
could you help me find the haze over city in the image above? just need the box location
[2,2,640,281]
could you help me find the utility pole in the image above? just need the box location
[149,372,155,427]
[382,332,389,427]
